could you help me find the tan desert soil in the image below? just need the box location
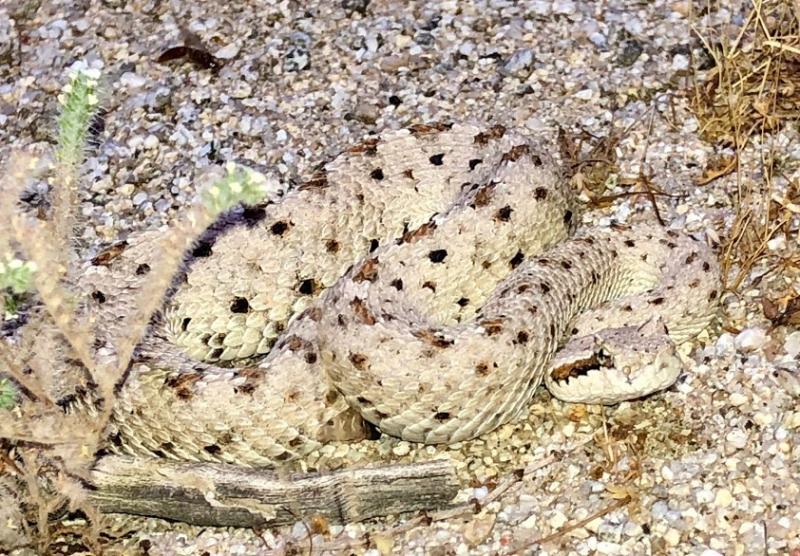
[1,0,798,554]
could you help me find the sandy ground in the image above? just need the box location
[1,0,799,554]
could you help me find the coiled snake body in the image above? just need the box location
[88,124,720,467]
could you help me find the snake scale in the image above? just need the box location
[83,123,720,467]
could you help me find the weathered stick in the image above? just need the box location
[88,456,460,528]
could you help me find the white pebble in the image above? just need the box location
[753,411,773,426]
[729,392,748,406]
[589,32,606,47]
[231,82,252,99]
[120,72,146,89]
[553,0,576,15]
[473,486,489,500]
[596,541,622,555]
[392,442,410,456]
[671,54,690,71]
[291,521,307,538]
[72,18,90,32]
[530,1,551,15]
[714,488,733,507]
[715,332,735,355]
[215,43,240,59]
[767,235,786,250]
[143,134,160,149]
[726,429,748,450]
[548,511,568,529]
[624,17,643,35]
[785,331,800,357]
[394,34,412,48]
[734,328,769,352]
[695,488,714,504]
[664,528,681,546]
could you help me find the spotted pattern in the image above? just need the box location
[90,123,720,466]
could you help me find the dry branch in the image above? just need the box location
[88,456,459,528]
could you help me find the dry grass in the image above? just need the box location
[689,0,800,293]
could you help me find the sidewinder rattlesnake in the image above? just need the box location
[84,123,720,467]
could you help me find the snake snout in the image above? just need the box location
[544,326,683,406]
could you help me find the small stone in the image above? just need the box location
[714,488,733,507]
[624,17,643,35]
[372,533,393,555]
[459,42,475,56]
[132,192,148,205]
[618,40,643,67]
[72,18,90,33]
[154,198,171,213]
[530,1,551,16]
[552,0,576,15]
[414,32,435,46]
[753,411,773,426]
[231,82,252,99]
[291,521,307,538]
[785,331,800,357]
[589,32,606,47]
[672,53,690,71]
[342,0,369,16]
[215,43,240,60]
[671,1,691,16]
[548,510,568,529]
[394,34,412,49]
[150,87,173,111]
[596,542,622,555]
[143,134,160,149]
[463,514,495,546]
[725,429,748,450]
[284,45,310,71]
[735,328,769,351]
[767,235,786,250]
[661,465,674,481]
[664,528,681,546]
[120,72,147,89]
[392,442,410,456]
[575,88,594,100]
[695,488,714,504]
[354,103,379,125]
[715,332,735,354]
[501,49,535,78]
[473,486,489,500]
[729,392,748,406]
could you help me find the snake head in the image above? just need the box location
[544,318,682,405]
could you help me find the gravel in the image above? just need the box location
[1,0,798,554]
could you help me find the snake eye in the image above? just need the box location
[596,347,613,366]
